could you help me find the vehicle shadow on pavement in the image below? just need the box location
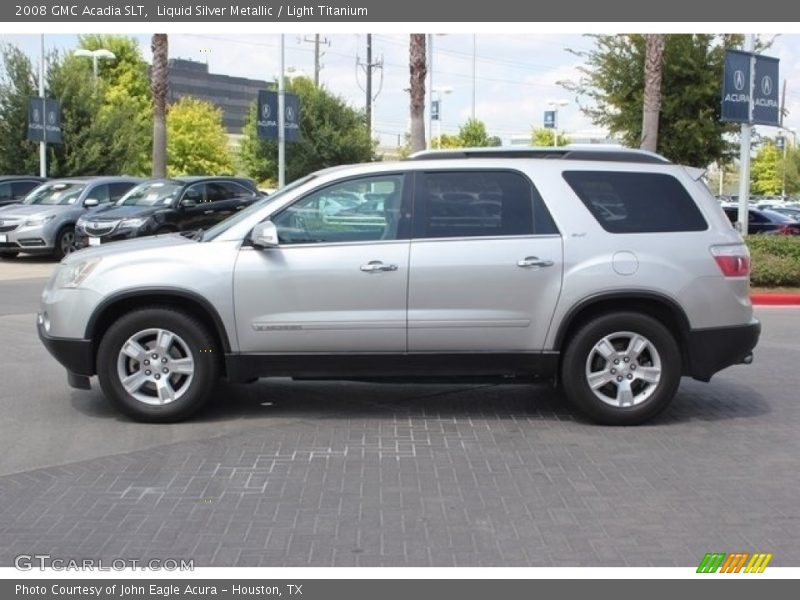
[70,377,769,426]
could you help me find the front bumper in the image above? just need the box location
[0,222,55,253]
[75,226,142,249]
[685,319,761,381]
[37,315,95,377]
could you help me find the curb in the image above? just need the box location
[751,294,800,306]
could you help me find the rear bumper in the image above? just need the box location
[37,317,95,377]
[686,319,761,381]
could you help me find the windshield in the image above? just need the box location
[24,182,86,206]
[202,175,316,241]
[117,181,182,207]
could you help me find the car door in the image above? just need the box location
[176,183,212,230]
[407,169,563,352]
[206,181,256,223]
[234,173,411,353]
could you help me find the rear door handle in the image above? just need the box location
[203,210,214,215]
[360,260,398,272]
[517,256,554,268]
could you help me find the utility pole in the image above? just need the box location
[356,34,383,139]
[302,34,329,86]
[366,34,372,135]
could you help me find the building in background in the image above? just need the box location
[167,58,269,139]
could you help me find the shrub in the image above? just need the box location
[747,236,800,287]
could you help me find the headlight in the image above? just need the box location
[119,217,148,229]
[54,259,101,289]
[23,215,56,227]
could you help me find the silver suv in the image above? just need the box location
[37,148,760,425]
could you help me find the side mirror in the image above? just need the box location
[251,220,279,248]
[180,198,198,208]
[83,198,99,208]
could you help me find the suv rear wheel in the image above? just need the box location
[561,312,681,425]
[97,307,220,422]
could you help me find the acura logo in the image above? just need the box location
[286,106,295,122]
[262,102,271,120]
[761,75,773,96]
[734,70,746,91]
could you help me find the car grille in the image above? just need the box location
[84,221,118,236]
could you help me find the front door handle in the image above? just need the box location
[203,210,214,215]
[517,256,554,268]
[360,260,398,273]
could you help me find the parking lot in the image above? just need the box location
[0,258,798,567]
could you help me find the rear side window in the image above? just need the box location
[563,171,707,233]
[11,181,40,198]
[413,170,558,239]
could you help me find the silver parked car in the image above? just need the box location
[38,148,760,424]
[0,177,140,259]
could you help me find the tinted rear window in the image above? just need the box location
[563,171,707,233]
[414,170,558,239]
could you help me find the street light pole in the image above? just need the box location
[427,34,433,150]
[547,99,568,147]
[39,34,46,178]
[471,34,476,120]
[278,34,286,189]
[737,34,755,236]
[74,48,116,85]
[432,86,452,148]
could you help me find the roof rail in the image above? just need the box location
[408,145,671,165]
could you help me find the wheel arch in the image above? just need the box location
[85,288,232,374]
[553,292,692,373]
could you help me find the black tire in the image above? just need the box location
[53,226,77,260]
[560,312,681,425]
[97,307,221,422]
[0,250,19,259]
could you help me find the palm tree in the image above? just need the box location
[409,34,427,153]
[641,34,666,153]
[151,34,168,177]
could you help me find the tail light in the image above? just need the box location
[775,225,793,235]
[710,244,750,277]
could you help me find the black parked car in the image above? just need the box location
[722,206,800,235]
[0,176,47,207]
[75,177,261,248]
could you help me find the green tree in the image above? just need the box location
[239,77,375,184]
[751,142,782,196]
[0,44,40,175]
[46,51,145,177]
[431,133,463,149]
[77,34,152,174]
[166,96,233,176]
[530,127,568,147]
[458,118,493,146]
[563,34,742,167]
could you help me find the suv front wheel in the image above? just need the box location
[97,307,220,422]
[561,312,681,425]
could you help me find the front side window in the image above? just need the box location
[273,174,406,244]
[563,171,708,233]
[413,170,545,239]
[0,183,11,200]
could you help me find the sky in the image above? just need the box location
[4,32,800,149]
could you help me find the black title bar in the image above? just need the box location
[1,0,799,22]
